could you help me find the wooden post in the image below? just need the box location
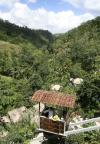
[39,102,40,128]
[39,102,40,116]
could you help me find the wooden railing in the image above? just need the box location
[40,116,65,134]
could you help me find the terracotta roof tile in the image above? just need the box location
[32,90,76,108]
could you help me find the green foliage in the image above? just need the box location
[0,118,36,144]
[0,17,100,115]
[77,74,100,116]
[65,131,100,144]
[0,75,32,115]
[65,133,85,144]
[0,17,100,143]
[0,19,53,50]
[53,17,100,73]
[84,130,100,144]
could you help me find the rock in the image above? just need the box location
[0,117,3,123]
[30,133,43,144]
[7,104,44,124]
[51,84,61,91]
[69,115,83,130]
[70,78,83,85]
[31,104,45,125]
[70,78,73,81]
[95,121,100,126]
[2,116,10,123]
[34,103,45,113]
[0,131,8,138]
[95,120,100,126]
[8,106,26,123]
[31,114,40,126]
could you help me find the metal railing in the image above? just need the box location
[64,117,100,136]
[69,117,100,126]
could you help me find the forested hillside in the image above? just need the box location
[0,19,54,115]
[0,17,100,143]
[53,16,100,73]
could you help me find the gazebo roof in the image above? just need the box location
[32,90,76,108]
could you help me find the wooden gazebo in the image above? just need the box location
[32,90,100,144]
[32,90,76,136]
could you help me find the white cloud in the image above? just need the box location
[85,0,100,12]
[0,2,94,33]
[62,0,82,8]
[62,0,100,12]
[28,0,37,3]
[0,0,19,8]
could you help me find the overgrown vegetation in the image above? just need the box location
[0,17,100,143]
[0,117,36,144]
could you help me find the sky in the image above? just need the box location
[0,0,100,33]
